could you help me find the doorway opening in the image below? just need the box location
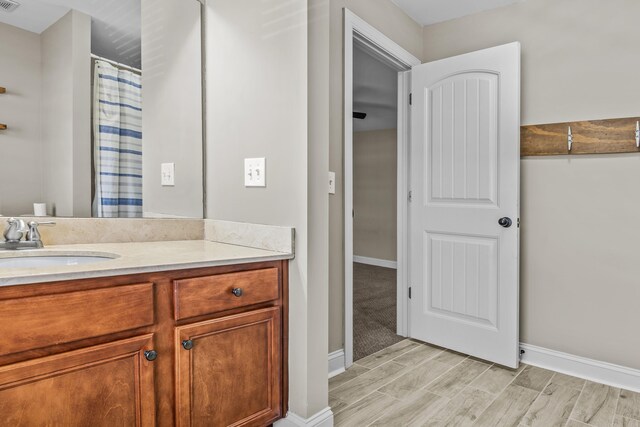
[343,9,421,368]
[352,46,401,361]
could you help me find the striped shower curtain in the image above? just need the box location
[92,60,143,218]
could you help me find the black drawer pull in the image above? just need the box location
[144,350,158,361]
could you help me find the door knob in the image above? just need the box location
[231,288,243,297]
[498,217,512,228]
[182,340,194,350]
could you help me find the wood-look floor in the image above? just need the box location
[330,339,640,427]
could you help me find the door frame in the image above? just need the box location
[343,9,421,368]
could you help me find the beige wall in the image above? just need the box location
[0,12,90,218]
[422,0,640,370]
[141,0,203,218]
[307,0,331,418]
[41,10,91,217]
[329,0,423,352]
[0,23,42,217]
[353,129,397,262]
[206,0,329,418]
[70,12,92,218]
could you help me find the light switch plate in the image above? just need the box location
[245,158,266,187]
[328,171,336,194]
[161,163,175,186]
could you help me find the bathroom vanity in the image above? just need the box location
[0,241,291,427]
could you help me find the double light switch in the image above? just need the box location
[245,158,266,187]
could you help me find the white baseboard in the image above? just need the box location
[353,255,397,269]
[328,349,346,378]
[520,343,640,393]
[275,407,334,427]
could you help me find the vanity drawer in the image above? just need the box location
[0,283,154,356]
[173,268,280,320]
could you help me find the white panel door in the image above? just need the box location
[410,42,520,368]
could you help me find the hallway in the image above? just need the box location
[353,262,403,361]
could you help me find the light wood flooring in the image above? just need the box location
[329,339,640,427]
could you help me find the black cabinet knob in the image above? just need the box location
[182,340,194,350]
[144,350,157,361]
[231,288,243,297]
[498,217,512,228]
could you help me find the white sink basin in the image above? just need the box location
[0,252,118,269]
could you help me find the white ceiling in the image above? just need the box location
[0,0,67,33]
[0,0,141,68]
[353,45,398,132]
[391,0,524,26]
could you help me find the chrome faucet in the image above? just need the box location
[3,218,27,243]
[1,218,55,250]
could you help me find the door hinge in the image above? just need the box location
[352,209,354,218]
[409,93,412,105]
[408,287,412,299]
[408,191,412,202]
[517,218,520,228]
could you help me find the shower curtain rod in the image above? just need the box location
[91,54,141,74]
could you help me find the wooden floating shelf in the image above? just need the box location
[521,117,640,156]
[0,87,5,94]
[0,124,6,130]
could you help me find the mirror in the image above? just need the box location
[0,0,204,218]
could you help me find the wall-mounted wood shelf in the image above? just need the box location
[0,87,5,94]
[521,117,640,156]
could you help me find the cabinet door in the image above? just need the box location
[0,334,156,427]
[176,307,282,427]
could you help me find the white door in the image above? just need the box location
[409,42,520,368]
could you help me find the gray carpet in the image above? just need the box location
[353,262,404,362]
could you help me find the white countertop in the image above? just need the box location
[0,240,293,287]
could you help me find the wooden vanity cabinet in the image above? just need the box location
[173,265,287,427]
[175,308,282,427]
[0,334,156,426]
[0,260,288,427]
